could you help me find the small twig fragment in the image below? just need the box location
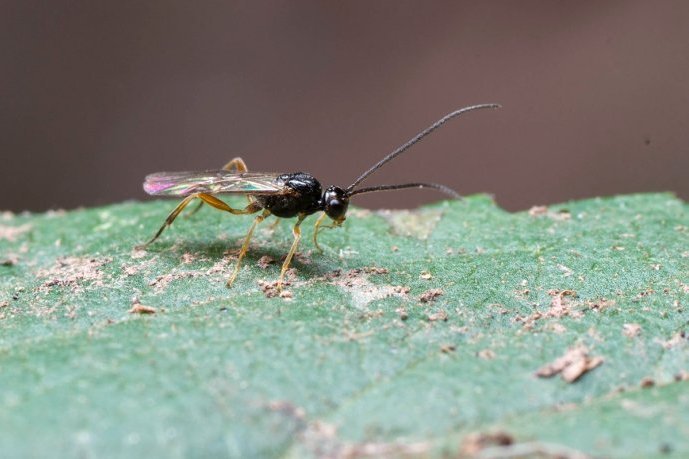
[536,346,603,383]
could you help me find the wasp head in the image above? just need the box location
[322,186,349,223]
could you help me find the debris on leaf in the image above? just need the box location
[674,371,689,381]
[300,418,430,459]
[640,377,655,388]
[181,252,197,264]
[528,205,548,217]
[420,270,432,280]
[130,248,147,259]
[527,206,571,221]
[0,223,32,242]
[129,303,157,314]
[322,267,404,308]
[419,288,443,303]
[659,331,687,349]
[257,255,275,269]
[266,400,306,422]
[258,279,289,298]
[548,289,578,317]
[460,431,514,456]
[37,256,112,293]
[1,254,19,266]
[440,344,456,353]
[149,271,199,291]
[477,349,496,360]
[427,310,448,322]
[362,266,389,275]
[623,323,642,338]
[586,298,616,311]
[516,290,587,329]
[535,346,604,383]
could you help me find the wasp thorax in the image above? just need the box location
[323,186,349,222]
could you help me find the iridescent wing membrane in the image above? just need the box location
[143,170,285,196]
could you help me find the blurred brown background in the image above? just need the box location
[2,1,688,212]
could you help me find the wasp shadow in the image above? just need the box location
[146,237,337,278]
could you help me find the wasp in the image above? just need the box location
[141,103,500,290]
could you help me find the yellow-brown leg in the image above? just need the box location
[268,217,281,232]
[312,212,328,252]
[141,193,261,247]
[277,214,306,291]
[227,209,272,287]
[187,157,250,217]
[222,158,253,205]
[222,157,248,172]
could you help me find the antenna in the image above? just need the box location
[345,103,500,193]
[347,182,461,198]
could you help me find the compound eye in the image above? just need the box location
[326,198,347,220]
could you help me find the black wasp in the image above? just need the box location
[141,103,500,290]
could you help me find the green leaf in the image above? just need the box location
[1,193,688,458]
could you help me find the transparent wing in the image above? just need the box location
[143,170,285,196]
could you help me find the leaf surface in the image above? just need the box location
[1,194,688,457]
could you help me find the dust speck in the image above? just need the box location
[130,248,148,259]
[427,310,448,322]
[659,331,686,349]
[623,323,642,338]
[440,344,456,353]
[528,205,548,217]
[419,288,443,303]
[1,254,19,266]
[0,223,32,242]
[181,252,197,264]
[639,377,655,388]
[674,371,689,381]
[477,349,496,360]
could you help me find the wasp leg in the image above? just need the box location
[221,158,254,205]
[222,157,248,172]
[186,157,251,217]
[313,212,328,252]
[267,217,281,232]
[277,214,307,291]
[227,209,272,287]
[141,193,262,247]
